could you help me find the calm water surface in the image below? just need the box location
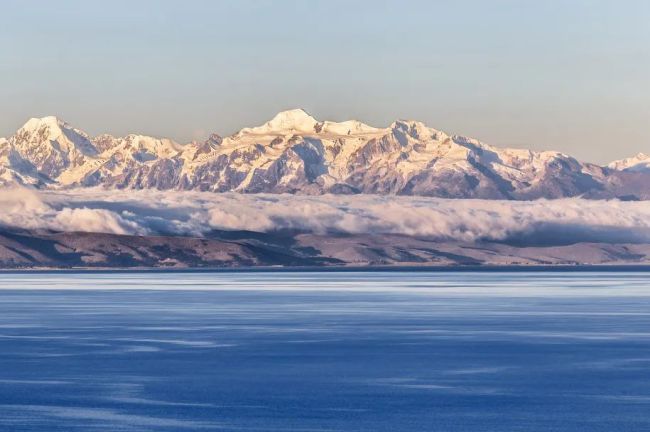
[0,271,649,431]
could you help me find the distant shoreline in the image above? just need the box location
[2,264,650,274]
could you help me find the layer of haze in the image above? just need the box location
[1,0,649,164]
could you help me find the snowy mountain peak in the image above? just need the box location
[270,108,317,123]
[243,109,319,134]
[19,116,73,136]
[16,116,92,145]
[609,152,650,172]
[21,115,64,129]
[8,116,98,182]
[390,119,442,141]
[319,119,380,136]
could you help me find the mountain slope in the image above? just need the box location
[2,228,650,269]
[609,153,650,173]
[0,110,648,199]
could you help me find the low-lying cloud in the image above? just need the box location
[2,187,650,245]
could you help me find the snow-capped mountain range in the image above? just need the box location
[1,109,648,199]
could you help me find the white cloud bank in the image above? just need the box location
[1,187,650,244]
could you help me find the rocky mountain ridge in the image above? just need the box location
[1,109,648,199]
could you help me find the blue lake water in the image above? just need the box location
[1,271,650,431]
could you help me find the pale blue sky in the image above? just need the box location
[1,0,648,163]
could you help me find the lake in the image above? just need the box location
[0,271,649,431]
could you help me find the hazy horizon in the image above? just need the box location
[2,0,649,164]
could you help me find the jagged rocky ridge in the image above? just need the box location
[1,109,649,199]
